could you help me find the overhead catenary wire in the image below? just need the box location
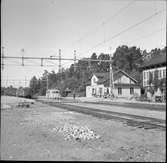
[2,7,165,69]
[1,64,56,67]
[27,59,42,65]
[121,26,166,46]
[4,58,22,65]
[46,60,58,66]
[73,0,136,45]
[2,79,48,81]
[2,56,112,63]
[78,8,165,56]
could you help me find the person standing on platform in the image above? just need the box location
[73,90,76,100]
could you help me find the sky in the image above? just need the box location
[1,0,166,88]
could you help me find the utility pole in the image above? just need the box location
[109,47,114,98]
[47,75,49,90]
[1,46,4,70]
[21,48,25,66]
[23,77,27,97]
[6,77,8,88]
[41,58,44,66]
[88,58,91,71]
[59,49,61,73]
[58,49,61,84]
[74,50,76,72]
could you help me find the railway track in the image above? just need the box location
[38,100,166,131]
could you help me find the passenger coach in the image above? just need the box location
[46,89,61,99]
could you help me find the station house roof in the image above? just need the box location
[92,70,139,86]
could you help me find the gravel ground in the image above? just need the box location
[1,96,166,161]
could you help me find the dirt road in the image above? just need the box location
[1,96,166,161]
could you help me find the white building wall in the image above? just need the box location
[134,88,141,96]
[115,75,135,84]
[122,88,130,98]
[97,85,105,96]
[87,86,141,98]
[86,86,92,97]
[91,75,98,86]
[121,75,130,84]
[86,73,141,98]
[86,85,105,97]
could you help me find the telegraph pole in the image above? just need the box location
[74,50,76,72]
[1,46,5,70]
[23,76,27,97]
[41,58,44,66]
[21,48,25,66]
[47,75,49,90]
[88,58,91,71]
[109,47,114,98]
[58,49,62,85]
[59,49,61,73]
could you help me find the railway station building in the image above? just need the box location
[140,52,166,102]
[86,70,141,98]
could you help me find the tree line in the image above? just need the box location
[1,45,166,98]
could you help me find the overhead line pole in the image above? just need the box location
[74,50,76,72]
[21,49,25,66]
[47,75,49,90]
[41,58,44,66]
[59,49,61,73]
[109,47,114,98]
[1,46,5,70]
[58,49,62,85]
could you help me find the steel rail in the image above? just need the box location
[38,100,166,131]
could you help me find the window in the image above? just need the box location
[157,70,160,79]
[92,88,95,95]
[147,80,149,85]
[163,69,166,78]
[92,88,97,95]
[147,72,149,79]
[52,91,59,93]
[143,71,146,79]
[99,88,102,94]
[118,78,121,83]
[93,77,96,83]
[159,70,162,78]
[130,87,134,95]
[152,71,154,78]
[118,87,122,95]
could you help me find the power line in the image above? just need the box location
[122,26,166,46]
[46,60,58,66]
[1,64,56,67]
[2,79,48,81]
[2,56,112,63]
[28,59,41,65]
[4,58,24,65]
[2,79,30,81]
[78,8,165,56]
[73,0,136,45]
